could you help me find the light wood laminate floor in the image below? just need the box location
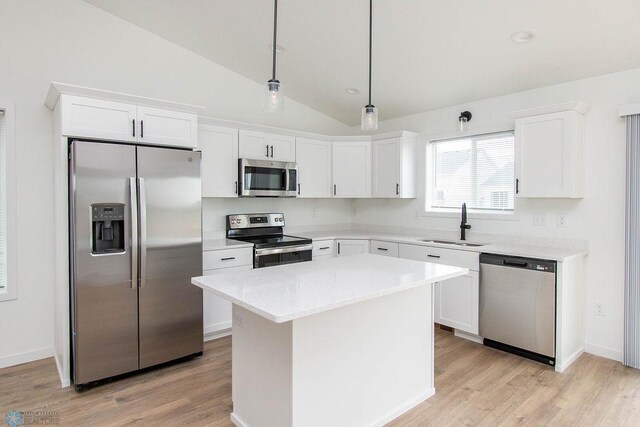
[1,329,639,426]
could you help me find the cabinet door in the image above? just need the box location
[434,271,479,335]
[296,138,332,197]
[373,138,401,198]
[238,130,271,160]
[199,125,239,198]
[370,240,399,257]
[61,95,137,142]
[269,134,296,162]
[136,106,197,148]
[336,239,370,256]
[515,111,578,198]
[333,141,372,198]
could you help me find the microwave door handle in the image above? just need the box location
[285,168,290,193]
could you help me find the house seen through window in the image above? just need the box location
[428,131,515,213]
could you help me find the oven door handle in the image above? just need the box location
[255,244,313,257]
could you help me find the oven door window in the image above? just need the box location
[244,166,287,191]
[256,250,312,268]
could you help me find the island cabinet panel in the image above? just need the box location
[399,243,479,335]
[336,239,370,256]
[198,125,239,198]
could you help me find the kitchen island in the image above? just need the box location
[192,254,468,427]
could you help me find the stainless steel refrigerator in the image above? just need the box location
[69,140,203,387]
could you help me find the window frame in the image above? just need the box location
[0,103,17,302]
[423,129,521,221]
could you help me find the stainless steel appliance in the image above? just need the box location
[226,213,312,268]
[70,140,203,388]
[479,253,556,366]
[238,159,298,197]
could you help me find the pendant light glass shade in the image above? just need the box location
[265,79,284,112]
[361,104,378,131]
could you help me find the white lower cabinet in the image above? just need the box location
[370,240,399,257]
[312,239,336,259]
[202,247,253,337]
[336,239,370,256]
[398,243,479,335]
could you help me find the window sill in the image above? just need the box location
[421,209,520,222]
[0,290,17,302]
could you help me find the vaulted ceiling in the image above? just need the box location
[82,0,640,125]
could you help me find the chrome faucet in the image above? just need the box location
[460,202,471,240]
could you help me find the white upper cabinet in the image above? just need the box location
[332,141,372,198]
[238,130,295,162]
[296,138,332,198]
[199,125,239,198]
[136,106,198,148]
[59,94,198,148]
[514,102,588,198]
[372,132,417,198]
[61,95,137,143]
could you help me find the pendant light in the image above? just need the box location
[361,0,378,131]
[265,0,284,112]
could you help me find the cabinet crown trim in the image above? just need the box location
[45,82,206,113]
[509,101,590,119]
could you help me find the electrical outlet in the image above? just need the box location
[414,210,420,220]
[595,302,606,316]
[312,207,317,217]
[557,215,567,227]
[533,213,547,226]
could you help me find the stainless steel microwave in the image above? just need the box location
[238,159,298,197]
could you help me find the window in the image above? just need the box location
[0,105,16,301]
[427,131,515,213]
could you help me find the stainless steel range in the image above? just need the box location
[226,213,312,268]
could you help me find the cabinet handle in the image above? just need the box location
[221,257,236,261]
[270,145,274,158]
[235,180,238,195]
[319,246,330,250]
[396,183,399,195]
[266,145,270,157]
[427,254,440,259]
[377,247,388,251]
[338,242,341,254]
[298,183,301,195]
[334,184,337,196]
[140,120,144,138]
[132,119,136,137]
[516,178,520,194]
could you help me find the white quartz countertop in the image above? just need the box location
[202,238,253,251]
[303,230,587,261]
[192,254,467,323]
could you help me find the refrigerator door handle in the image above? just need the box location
[129,178,138,289]
[138,177,148,288]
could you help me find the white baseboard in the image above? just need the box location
[230,413,248,427]
[454,329,484,344]
[372,388,435,427]
[585,342,623,362]
[0,347,53,370]
[204,321,232,342]
[556,348,584,373]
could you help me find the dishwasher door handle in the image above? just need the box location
[503,260,528,268]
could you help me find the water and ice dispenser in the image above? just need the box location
[91,204,125,254]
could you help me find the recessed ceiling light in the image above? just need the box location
[510,30,535,44]
[268,43,286,54]
[345,87,360,95]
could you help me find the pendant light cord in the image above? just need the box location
[272,0,278,81]
[368,0,372,105]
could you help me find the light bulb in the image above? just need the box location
[264,79,284,112]
[361,105,378,131]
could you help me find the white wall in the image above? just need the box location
[352,68,640,361]
[0,0,351,368]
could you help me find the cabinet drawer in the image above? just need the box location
[312,240,335,258]
[398,244,479,271]
[370,240,399,257]
[203,247,253,270]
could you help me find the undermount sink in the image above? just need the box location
[420,239,487,247]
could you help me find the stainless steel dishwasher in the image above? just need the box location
[479,253,556,366]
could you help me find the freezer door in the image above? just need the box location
[70,141,139,385]
[137,146,203,368]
